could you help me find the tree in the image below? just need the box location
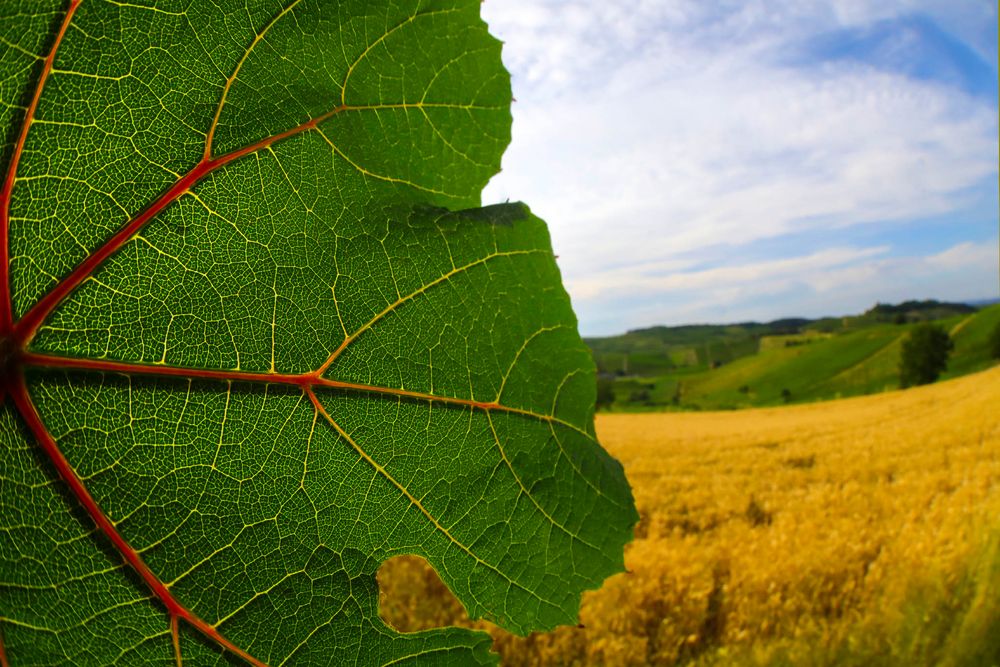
[596,376,616,410]
[899,323,954,388]
[989,321,1000,360]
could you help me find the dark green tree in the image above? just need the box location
[596,376,616,410]
[989,321,1000,360]
[899,323,954,388]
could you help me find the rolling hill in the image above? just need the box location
[590,301,1000,411]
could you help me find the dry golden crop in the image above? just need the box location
[379,366,1000,666]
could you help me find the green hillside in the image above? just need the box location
[593,302,1000,411]
[944,306,1000,377]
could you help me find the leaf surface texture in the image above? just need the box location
[0,1,637,664]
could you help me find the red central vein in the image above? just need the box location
[8,372,266,667]
[24,352,316,387]
[0,0,81,336]
[0,622,8,667]
[21,352,506,412]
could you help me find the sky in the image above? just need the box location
[479,1,999,336]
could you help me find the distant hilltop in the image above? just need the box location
[963,297,1000,308]
[864,299,976,321]
[607,299,982,342]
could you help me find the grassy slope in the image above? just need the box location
[608,304,1000,411]
[679,326,901,408]
[944,303,1000,377]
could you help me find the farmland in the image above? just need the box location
[379,366,1000,665]
[594,302,1000,411]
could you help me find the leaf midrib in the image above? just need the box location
[20,351,594,443]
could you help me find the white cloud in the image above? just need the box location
[925,239,999,269]
[571,246,890,300]
[481,1,999,333]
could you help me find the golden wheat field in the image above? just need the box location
[378,366,1000,666]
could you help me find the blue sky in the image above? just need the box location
[480,1,999,336]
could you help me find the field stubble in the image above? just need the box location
[379,366,1000,666]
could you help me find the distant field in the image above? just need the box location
[603,304,1000,411]
[379,367,1000,666]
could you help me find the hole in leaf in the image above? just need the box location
[377,554,471,633]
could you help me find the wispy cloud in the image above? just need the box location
[482,1,999,334]
[573,246,891,300]
[578,238,998,333]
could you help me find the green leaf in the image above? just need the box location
[0,1,637,665]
